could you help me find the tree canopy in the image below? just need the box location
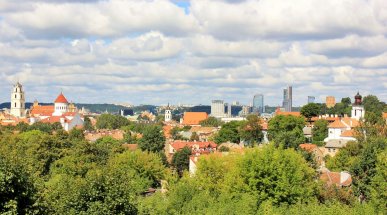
[268,115,306,149]
[138,125,166,153]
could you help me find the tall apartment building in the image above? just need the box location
[282,86,292,112]
[211,100,226,118]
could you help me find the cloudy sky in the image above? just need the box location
[0,0,386,106]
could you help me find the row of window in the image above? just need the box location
[14,103,25,108]
[56,106,67,110]
[14,94,23,99]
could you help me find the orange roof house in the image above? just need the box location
[182,112,208,126]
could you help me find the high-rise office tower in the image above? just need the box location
[308,96,315,104]
[282,86,292,112]
[253,94,264,114]
[211,100,225,118]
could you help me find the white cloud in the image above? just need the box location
[0,0,386,105]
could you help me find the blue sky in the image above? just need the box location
[0,0,386,106]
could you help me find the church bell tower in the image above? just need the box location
[351,92,365,120]
[10,82,26,118]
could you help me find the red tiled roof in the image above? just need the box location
[341,117,359,128]
[275,108,301,117]
[311,116,339,122]
[170,141,217,151]
[341,130,355,137]
[299,143,317,152]
[40,116,66,123]
[328,120,347,128]
[55,93,68,103]
[182,112,208,125]
[30,105,54,116]
[320,171,352,187]
[383,112,387,119]
[277,111,301,116]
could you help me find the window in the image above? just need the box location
[14,103,16,107]
[15,94,17,99]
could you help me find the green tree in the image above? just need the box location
[370,148,387,210]
[312,119,328,144]
[171,146,192,176]
[68,128,84,141]
[268,115,306,149]
[213,121,242,144]
[96,114,129,129]
[0,155,36,214]
[363,95,383,116]
[239,114,263,146]
[301,103,320,121]
[16,122,29,132]
[139,125,166,153]
[190,132,199,141]
[199,116,222,127]
[239,145,316,205]
[83,116,94,131]
[341,97,351,106]
[351,137,386,202]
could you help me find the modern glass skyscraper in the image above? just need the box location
[253,94,264,114]
[308,96,315,104]
[282,86,292,112]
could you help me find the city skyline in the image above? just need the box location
[0,0,386,106]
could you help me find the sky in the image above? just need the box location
[0,0,386,106]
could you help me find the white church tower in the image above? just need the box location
[53,92,69,116]
[165,103,172,122]
[351,92,365,120]
[10,82,26,118]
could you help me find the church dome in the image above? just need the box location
[55,93,69,103]
[354,92,362,105]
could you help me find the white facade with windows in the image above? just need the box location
[10,82,26,118]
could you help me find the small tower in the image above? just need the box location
[165,103,172,122]
[10,82,26,118]
[351,92,365,120]
[53,92,69,116]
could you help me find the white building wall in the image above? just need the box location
[10,83,26,118]
[53,102,68,116]
[351,106,365,120]
[328,128,343,139]
[165,109,172,122]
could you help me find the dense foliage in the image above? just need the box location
[199,116,222,127]
[0,100,385,214]
[312,119,329,144]
[96,114,130,129]
[268,115,305,149]
[213,115,263,146]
